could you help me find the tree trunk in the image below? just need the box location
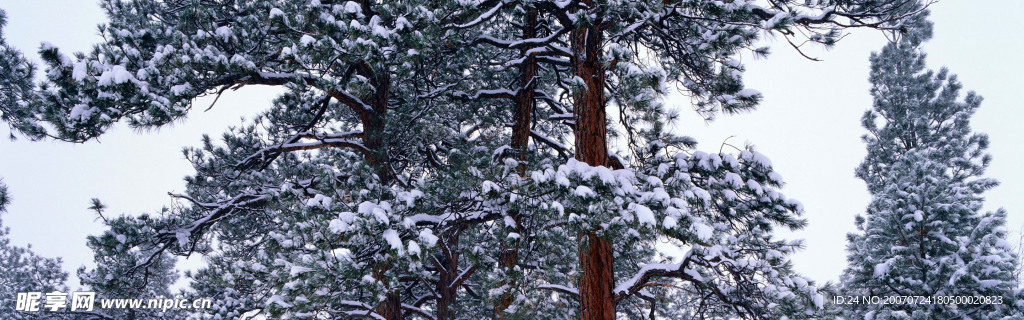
[362,65,401,320]
[496,7,538,319]
[511,7,538,176]
[579,233,615,320]
[376,291,403,320]
[371,260,403,320]
[359,64,393,185]
[571,3,615,320]
[436,232,461,320]
[571,7,608,168]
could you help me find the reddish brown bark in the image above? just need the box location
[436,232,460,320]
[511,8,539,176]
[356,63,393,185]
[571,13,608,168]
[372,261,403,320]
[431,228,479,320]
[579,233,615,320]
[359,63,401,320]
[496,7,538,319]
[571,2,616,320]
[376,291,403,320]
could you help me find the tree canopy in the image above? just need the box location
[0,1,940,319]
[841,12,1023,319]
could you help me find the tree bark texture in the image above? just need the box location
[496,7,538,319]
[571,3,616,320]
[436,231,462,320]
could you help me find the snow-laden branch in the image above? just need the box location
[337,310,386,320]
[402,304,436,320]
[530,129,570,159]
[455,88,516,101]
[452,0,507,29]
[328,301,386,320]
[129,189,275,274]
[237,130,366,170]
[613,249,695,301]
[215,71,376,115]
[337,300,377,310]
[538,284,579,298]
[473,26,569,50]
[450,266,478,290]
[547,113,573,121]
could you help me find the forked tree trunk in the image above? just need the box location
[436,232,462,320]
[571,2,615,320]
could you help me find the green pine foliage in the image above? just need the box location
[0,1,943,319]
[0,181,69,320]
[0,9,44,139]
[841,13,1024,320]
[77,211,187,320]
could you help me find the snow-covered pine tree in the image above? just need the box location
[0,1,934,319]
[441,3,580,318]
[452,1,934,318]
[0,1,482,319]
[0,180,69,320]
[34,1,504,319]
[841,12,1024,319]
[0,179,8,211]
[481,1,931,319]
[0,8,44,139]
[76,208,187,320]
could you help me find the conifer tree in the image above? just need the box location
[470,1,930,319]
[76,209,186,320]
[841,13,1024,319]
[0,9,44,139]
[0,180,69,320]
[1,1,934,319]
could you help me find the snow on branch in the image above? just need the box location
[613,250,695,301]
[745,0,927,29]
[337,310,386,320]
[537,284,579,298]
[402,304,437,320]
[456,88,516,101]
[452,0,506,29]
[449,266,478,290]
[530,129,569,159]
[473,26,570,54]
[163,191,273,246]
[237,130,367,170]
[130,190,274,274]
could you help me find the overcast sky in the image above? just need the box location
[0,0,1021,290]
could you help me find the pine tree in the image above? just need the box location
[0,180,70,320]
[455,1,932,318]
[1,1,934,319]
[478,1,930,319]
[841,13,1024,320]
[0,8,44,139]
[0,179,8,212]
[76,209,187,320]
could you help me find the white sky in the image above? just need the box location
[0,0,1021,291]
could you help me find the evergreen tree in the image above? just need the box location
[0,180,70,320]
[0,8,44,139]
[76,208,187,320]
[841,13,1024,320]
[1,1,932,319]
